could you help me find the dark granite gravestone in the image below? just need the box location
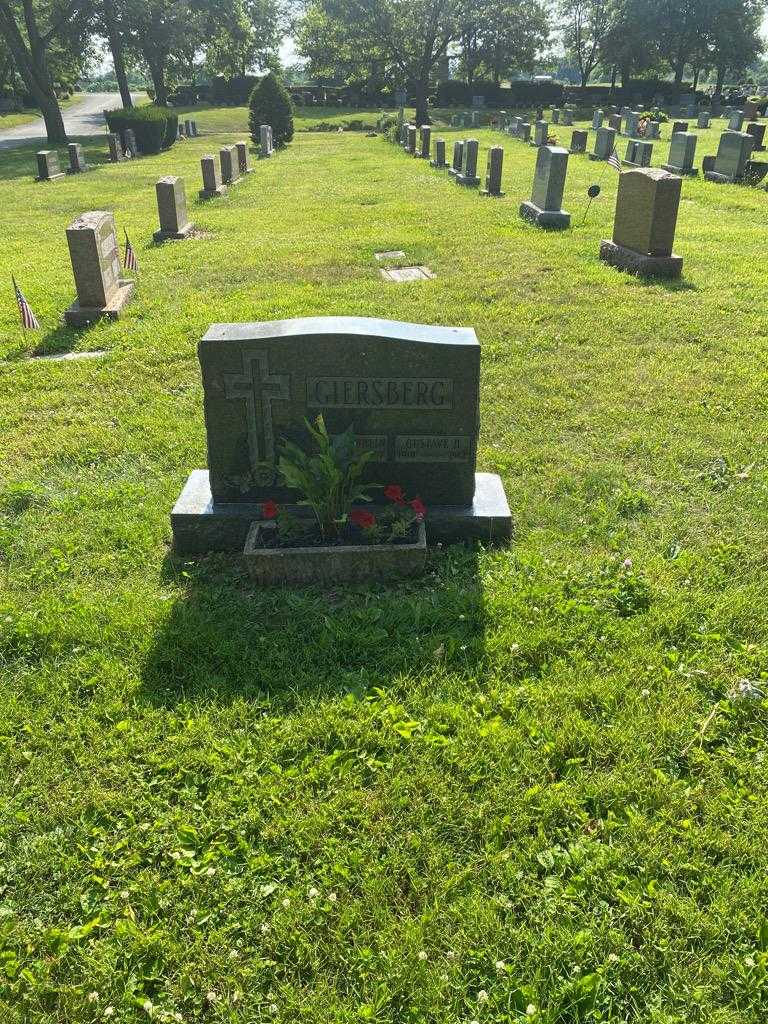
[570,129,588,154]
[745,122,766,152]
[662,132,698,175]
[417,125,431,159]
[481,146,504,196]
[35,150,64,181]
[705,131,754,182]
[430,138,447,169]
[171,317,512,552]
[67,143,89,174]
[107,133,124,163]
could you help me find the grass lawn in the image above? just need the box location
[1,116,768,1023]
[0,93,85,132]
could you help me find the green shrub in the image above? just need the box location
[105,105,176,155]
[248,72,294,148]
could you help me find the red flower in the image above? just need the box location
[262,500,279,519]
[350,508,376,529]
[384,484,405,504]
[410,497,426,520]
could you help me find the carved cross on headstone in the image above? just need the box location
[223,351,290,484]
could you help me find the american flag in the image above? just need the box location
[12,276,40,330]
[608,147,622,173]
[123,231,139,273]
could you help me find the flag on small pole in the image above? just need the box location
[123,230,139,273]
[608,147,623,173]
[12,276,40,331]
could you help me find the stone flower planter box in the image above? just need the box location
[243,520,427,586]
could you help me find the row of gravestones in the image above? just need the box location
[501,115,766,187]
[34,119,201,182]
[200,127,272,198]
[48,133,271,325]
[389,122,684,275]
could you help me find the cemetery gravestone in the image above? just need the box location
[67,142,89,174]
[508,117,521,137]
[200,154,227,199]
[625,111,640,137]
[624,140,652,167]
[123,128,137,157]
[235,140,253,174]
[170,317,512,551]
[406,124,417,155]
[64,211,135,325]
[519,145,571,229]
[185,119,193,136]
[154,176,194,241]
[481,146,504,196]
[220,145,241,185]
[456,138,480,187]
[35,150,64,181]
[592,109,604,130]
[260,124,273,157]
[743,100,759,120]
[745,122,766,152]
[672,121,689,135]
[728,112,744,131]
[418,125,431,159]
[697,112,711,129]
[591,126,617,161]
[562,109,573,126]
[430,138,447,169]
[645,121,660,140]
[107,133,124,162]
[552,108,560,124]
[533,120,548,147]
[570,129,588,154]
[449,140,465,178]
[608,114,622,133]
[599,168,683,278]
[471,110,481,127]
[662,132,698,175]
[519,122,531,143]
[705,131,754,182]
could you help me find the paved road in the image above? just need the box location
[0,92,141,150]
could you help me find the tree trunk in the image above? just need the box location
[715,65,725,96]
[610,65,617,92]
[673,57,685,87]
[103,0,132,108]
[0,0,67,142]
[414,78,429,126]
[692,66,699,91]
[146,57,168,105]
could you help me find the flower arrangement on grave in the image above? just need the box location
[257,416,425,548]
[546,133,558,145]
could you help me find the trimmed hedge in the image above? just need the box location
[105,105,177,155]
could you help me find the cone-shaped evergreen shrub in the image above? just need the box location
[248,72,295,148]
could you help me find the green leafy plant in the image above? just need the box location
[272,416,376,541]
[248,71,295,148]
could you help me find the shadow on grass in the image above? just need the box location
[141,544,485,710]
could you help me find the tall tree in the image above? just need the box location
[0,0,93,142]
[298,0,460,124]
[204,0,286,79]
[456,0,549,87]
[650,0,710,86]
[707,0,765,95]
[120,0,204,105]
[559,0,612,87]
[99,0,131,106]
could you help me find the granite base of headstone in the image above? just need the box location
[64,211,135,325]
[199,154,227,199]
[153,176,194,242]
[519,145,570,229]
[66,143,89,174]
[35,150,64,182]
[170,317,513,552]
[599,168,683,279]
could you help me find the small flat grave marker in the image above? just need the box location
[380,266,435,282]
